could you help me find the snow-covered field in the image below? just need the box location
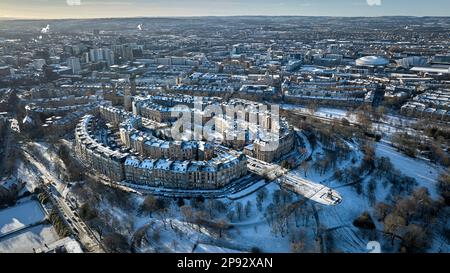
[282,104,357,123]
[220,182,294,253]
[136,218,217,253]
[318,187,372,252]
[0,197,61,253]
[194,244,241,253]
[0,199,46,236]
[15,160,40,194]
[313,140,446,252]
[286,140,369,252]
[130,182,297,253]
[0,224,59,253]
[375,142,442,198]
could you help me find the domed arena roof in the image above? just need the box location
[355,56,389,67]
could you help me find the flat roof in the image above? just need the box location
[410,67,450,74]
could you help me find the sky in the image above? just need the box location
[0,0,449,19]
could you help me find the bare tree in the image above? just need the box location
[245,200,252,218]
[103,232,130,253]
[401,224,430,253]
[375,202,391,222]
[235,202,243,221]
[256,188,268,212]
[215,219,230,238]
[300,161,310,178]
[141,195,159,216]
[226,210,234,222]
[307,101,318,114]
[384,213,406,245]
[180,205,194,224]
[437,172,450,205]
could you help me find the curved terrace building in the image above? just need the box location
[74,94,296,190]
[75,114,247,190]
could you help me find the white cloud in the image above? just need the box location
[66,0,82,6]
[366,0,382,6]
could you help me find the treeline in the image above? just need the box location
[0,186,18,209]
[282,106,380,153]
[375,187,447,253]
[37,188,73,238]
[334,144,417,203]
[48,209,72,237]
[56,141,86,182]
[391,132,449,166]
[438,171,450,206]
[69,177,136,252]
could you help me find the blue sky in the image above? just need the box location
[0,0,449,19]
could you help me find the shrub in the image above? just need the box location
[353,211,376,230]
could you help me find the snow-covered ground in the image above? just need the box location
[138,182,297,253]
[220,182,294,253]
[15,160,40,194]
[375,142,443,198]
[282,104,357,123]
[282,103,420,138]
[136,218,218,253]
[0,199,46,236]
[286,139,370,252]
[0,224,59,253]
[318,188,372,252]
[305,139,446,253]
[291,139,362,187]
[194,243,241,253]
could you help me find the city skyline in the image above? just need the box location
[1,0,450,19]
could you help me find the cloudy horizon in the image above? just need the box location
[0,0,449,19]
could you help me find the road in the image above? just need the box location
[111,172,262,199]
[46,185,105,253]
[20,147,106,253]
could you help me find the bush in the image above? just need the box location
[281,160,291,170]
[49,209,71,237]
[437,173,450,206]
[391,132,418,158]
[353,212,376,230]
[0,187,17,208]
[401,225,430,253]
[79,203,98,221]
[103,233,130,253]
[250,247,262,253]
[141,195,168,215]
[176,198,185,207]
